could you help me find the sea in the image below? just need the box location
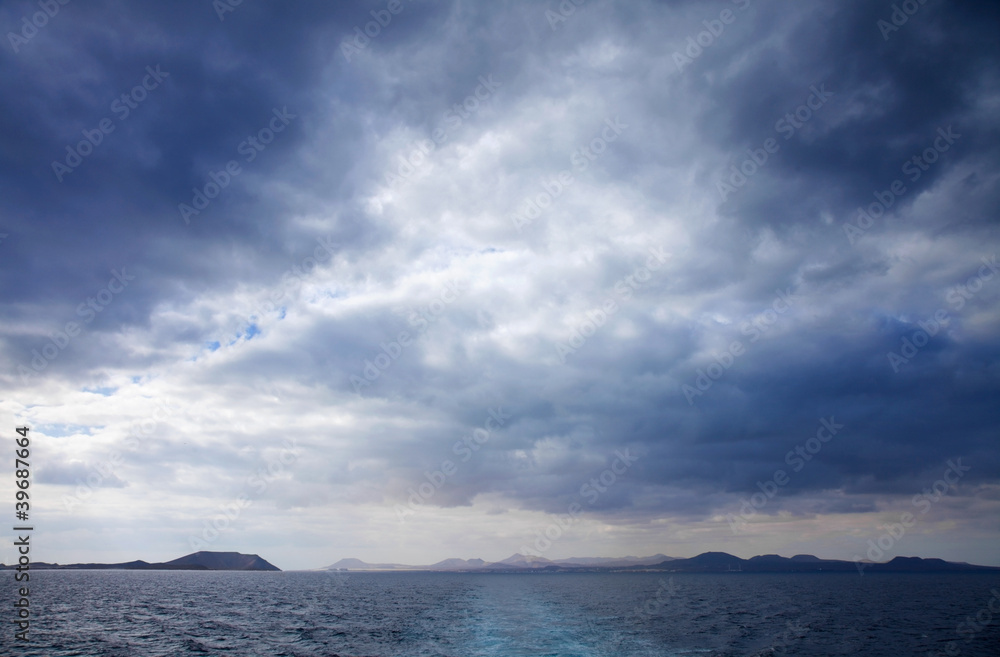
[3,570,999,656]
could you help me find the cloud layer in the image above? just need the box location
[1,0,998,569]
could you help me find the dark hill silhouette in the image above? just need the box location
[165,551,279,571]
[0,551,279,571]
[632,553,1000,574]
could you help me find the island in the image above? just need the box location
[0,551,280,571]
[319,551,1000,574]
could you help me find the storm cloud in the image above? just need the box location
[1,0,998,570]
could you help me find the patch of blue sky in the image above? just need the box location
[82,385,118,396]
[36,423,98,437]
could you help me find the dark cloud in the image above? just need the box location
[1,0,998,568]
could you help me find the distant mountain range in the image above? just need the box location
[7,550,995,574]
[322,553,674,571]
[320,551,1000,573]
[0,551,279,571]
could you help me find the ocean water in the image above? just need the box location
[3,570,999,656]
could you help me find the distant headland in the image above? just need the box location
[319,551,1000,574]
[0,551,280,571]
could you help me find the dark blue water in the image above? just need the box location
[3,570,999,656]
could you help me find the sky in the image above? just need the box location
[0,0,998,572]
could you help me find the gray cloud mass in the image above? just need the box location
[0,0,997,569]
